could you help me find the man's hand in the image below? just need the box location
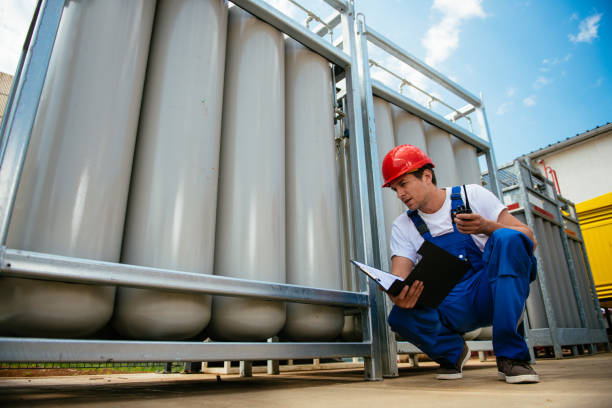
[455,208,537,248]
[455,212,489,235]
[389,280,424,309]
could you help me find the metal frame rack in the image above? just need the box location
[353,14,502,360]
[497,160,609,358]
[0,0,395,381]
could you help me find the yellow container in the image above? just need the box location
[577,192,612,306]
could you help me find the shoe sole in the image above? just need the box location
[436,345,471,380]
[436,372,463,380]
[498,372,540,384]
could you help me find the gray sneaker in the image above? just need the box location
[436,342,470,380]
[496,357,540,384]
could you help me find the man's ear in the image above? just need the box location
[423,169,433,184]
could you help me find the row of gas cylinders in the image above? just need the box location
[0,0,484,342]
[1,0,344,341]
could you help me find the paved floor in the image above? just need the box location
[1,353,611,408]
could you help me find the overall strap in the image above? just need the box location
[407,210,433,240]
[450,185,465,211]
[450,185,472,231]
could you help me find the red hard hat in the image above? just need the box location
[381,144,434,188]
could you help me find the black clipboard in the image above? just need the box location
[352,241,471,308]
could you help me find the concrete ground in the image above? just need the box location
[1,353,611,408]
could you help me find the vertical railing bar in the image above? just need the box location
[475,103,502,199]
[355,13,397,378]
[0,0,43,161]
[0,0,65,245]
[339,0,382,381]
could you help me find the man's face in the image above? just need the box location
[388,171,430,211]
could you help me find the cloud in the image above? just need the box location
[506,87,516,97]
[540,56,563,72]
[569,13,603,44]
[593,77,604,88]
[421,0,486,67]
[533,76,552,90]
[569,12,579,21]
[542,57,560,66]
[523,95,536,107]
[0,0,38,74]
[496,101,513,115]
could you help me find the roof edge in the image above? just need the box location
[528,122,612,159]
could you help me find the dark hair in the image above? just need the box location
[412,164,437,185]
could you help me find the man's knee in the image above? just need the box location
[489,228,534,256]
[486,229,536,280]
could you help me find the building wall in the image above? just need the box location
[532,129,612,203]
[0,72,14,125]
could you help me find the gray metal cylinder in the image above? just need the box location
[536,218,567,327]
[1,0,155,338]
[424,122,458,187]
[373,97,402,252]
[281,37,343,341]
[568,238,599,328]
[113,0,228,340]
[547,221,581,327]
[392,105,427,153]
[516,212,549,329]
[451,136,481,185]
[207,6,286,341]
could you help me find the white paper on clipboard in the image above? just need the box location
[351,260,403,291]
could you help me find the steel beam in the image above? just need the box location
[372,80,489,152]
[340,3,384,381]
[0,338,371,363]
[0,0,65,244]
[314,12,341,37]
[322,0,348,13]
[230,0,351,67]
[445,104,476,121]
[0,247,369,308]
[476,103,502,198]
[355,17,398,379]
[396,340,493,354]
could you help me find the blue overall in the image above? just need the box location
[387,186,537,366]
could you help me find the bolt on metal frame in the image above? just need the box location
[353,13,503,365]
[0,0,392,381]
[500,160,609,358]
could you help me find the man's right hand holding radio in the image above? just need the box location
[454,211,490,235]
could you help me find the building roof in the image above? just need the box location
[527,121,612,159]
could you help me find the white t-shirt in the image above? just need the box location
[390,184,506,265]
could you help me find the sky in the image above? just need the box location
[0,0,610,165]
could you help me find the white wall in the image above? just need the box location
[533,130,612,203]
